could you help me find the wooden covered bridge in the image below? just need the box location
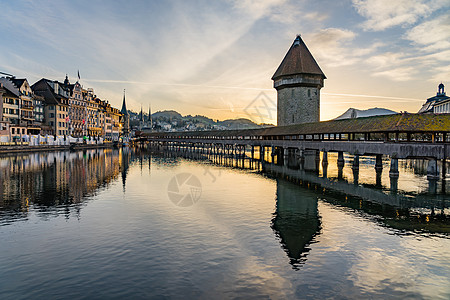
[136,113,450,179]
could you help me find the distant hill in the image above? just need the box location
[218,118,259,129]
[128,109,273,131]
[152,110,182,120]
[334,108,397,120]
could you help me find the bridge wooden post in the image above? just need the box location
[375,154,383,187]
[251,145,254,159]
[283,147,289,166]
[322,150,328,167]
[390,176,398,193]
[271,146,276,164]
[260,145,264,161]
[427,158,439,180]
[352,154,359,170]
[389,157,399,178]
[375,154,383,172]
[322,150,328,177]
[337,151,345,168]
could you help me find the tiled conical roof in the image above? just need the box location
[272,35,326,80]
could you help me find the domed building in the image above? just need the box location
[418,83,449,113]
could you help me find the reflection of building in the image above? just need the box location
[0,149,123,218]
[272,35,326,126]
[120,147,131,190]
[271,179,321,268]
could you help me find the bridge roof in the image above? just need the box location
[143,113,450,138]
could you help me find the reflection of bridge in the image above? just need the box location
[154,147,450,267]
[139,113,450,180]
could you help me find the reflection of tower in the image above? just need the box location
[120,147,130,191]
[271,179,321,269]
[120,89,129,138]
[272,35,326,126]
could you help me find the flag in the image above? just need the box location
[77,70,80,80]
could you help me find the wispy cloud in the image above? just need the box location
[352,0,446,31]
[307,28,383,68]
[405,14,450,51]
[373,66,417,81]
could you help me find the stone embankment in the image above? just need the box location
[0,143,117,155]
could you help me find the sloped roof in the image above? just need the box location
[31,78,61,105]
[0,77,20,97]
[10,78,26,89]
[426,94,450,103]
[272,35,326,80]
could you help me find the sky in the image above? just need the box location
[0,0,449,123]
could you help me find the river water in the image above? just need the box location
[0,148,449,299]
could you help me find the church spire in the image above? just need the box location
[121,89,128,115]
[148,104,152,124]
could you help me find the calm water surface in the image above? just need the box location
[0,148,449,299]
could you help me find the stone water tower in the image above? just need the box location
[272,35,326,126]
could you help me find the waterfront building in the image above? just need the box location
[418,83,449,113]
[9,78,35,128]
[0,77,28,138]
[272,35,326,126]
[65,76,87,137]
[111,107,121,141]
[33,94,45,131]
[0,83,9,137]
[84,88,102,137]
[0,80,19,126]
[102,101,121,141]
[32,79,70,136]
[91,96,105,137]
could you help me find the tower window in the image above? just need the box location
[308,89,311,97]
[292,115,294,123]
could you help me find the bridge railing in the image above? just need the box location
[142,132,449,144]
